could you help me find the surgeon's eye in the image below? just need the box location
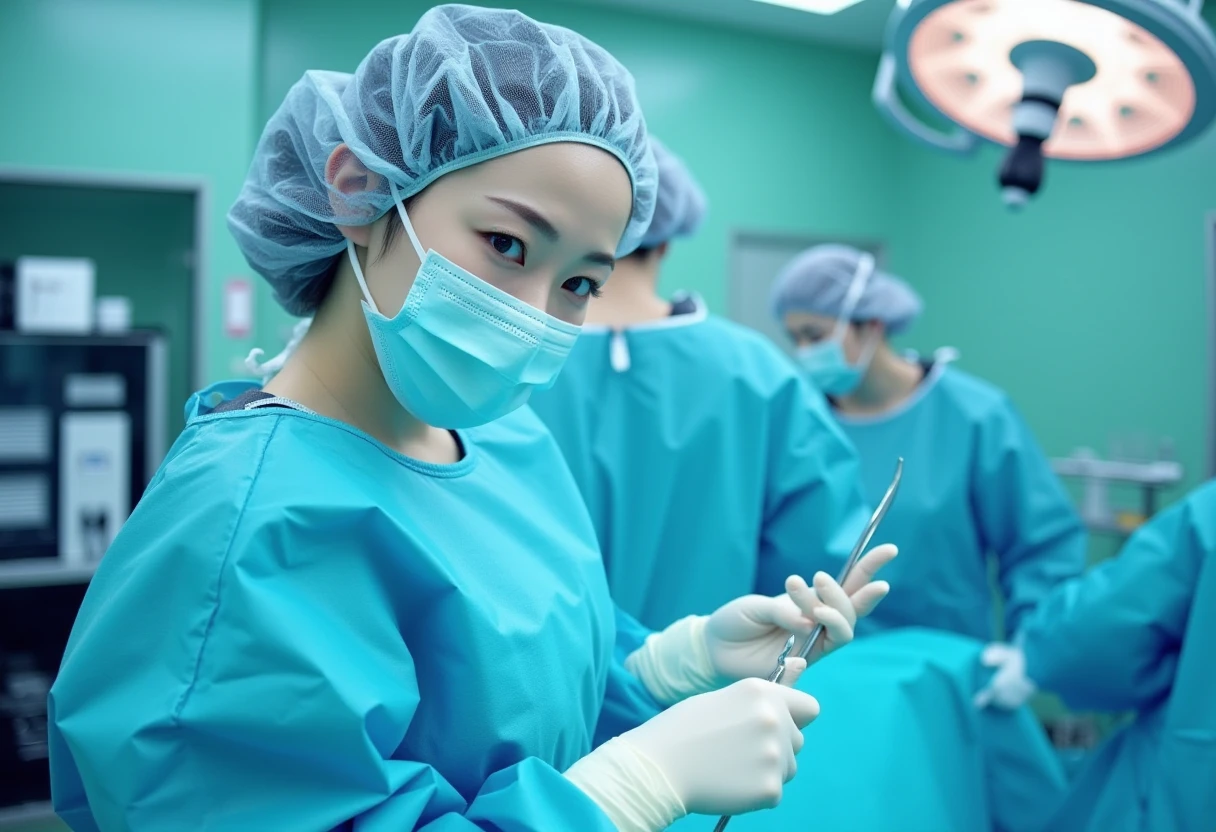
[563,276,603,301]
[484,233,526,266]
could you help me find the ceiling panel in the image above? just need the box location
[562,0,897,51]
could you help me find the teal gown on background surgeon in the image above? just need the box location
[832,357,1086,641]
[1021,479,1216,832]
[528,297,871,630]
[668,628,1067,832]
[48,381,660,831]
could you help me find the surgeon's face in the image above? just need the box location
[329,142,633,326]
[784,311,873,364]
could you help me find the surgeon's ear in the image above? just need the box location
[325,143,383,247]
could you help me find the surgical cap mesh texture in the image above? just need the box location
[638,137,707,249]
[769,244,924,335]
[228,4,657,315]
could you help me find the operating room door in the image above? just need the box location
[729,232,885,355]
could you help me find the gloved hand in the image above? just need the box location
[705,543,898,681]
[565,674,822,829]
[974,642,1037,710]
[624,678,820,815]
[625,544,897,705]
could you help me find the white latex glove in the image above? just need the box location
[624,544,897,706]
[974,642,1037,710]
[706,543,898,681]
[623,677,819,820]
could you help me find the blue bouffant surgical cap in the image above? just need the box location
[228,4,658,315]
[770,244,923,335]
[637,137,707,250]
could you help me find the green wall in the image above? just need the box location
[255,0,899,346]
[0,0,264,386]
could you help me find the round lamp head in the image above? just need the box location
[890,0,1216,161]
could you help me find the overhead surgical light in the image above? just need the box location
[873,0,1216,208]
[750,0,866,13]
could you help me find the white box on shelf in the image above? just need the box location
[15,256,96,333]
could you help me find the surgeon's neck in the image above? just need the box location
[264,259,460,464]
[834,345,923,417]
[585,247,671,327]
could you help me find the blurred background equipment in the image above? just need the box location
[13,259,94,335]
[1052,440,1184,535]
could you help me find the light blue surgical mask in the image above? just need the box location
[796,253,878,396]
[348,181,581,429]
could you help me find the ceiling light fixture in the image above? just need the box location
[750,0,867,15]
[873,0,1216,207]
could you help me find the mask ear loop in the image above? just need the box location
[348,240,378,314]
[854,322,882,370]
[388,180,426,261]
[347,180,428,316]
[833,254,878,374]
[830,252,876,344]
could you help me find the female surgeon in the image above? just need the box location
[769,244,1085,644]
[528,139,873,631]
[46,8,895,832]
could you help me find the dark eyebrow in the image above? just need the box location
[487,195,616,269]
[488,196,559,241]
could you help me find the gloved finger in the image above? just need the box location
[812,571,856,629]
[842,543,898,595]
[785,574,823,624]
[808,604,852,650]
[777,698,805,756]
[779,656,808,689]
[776,686,820,729]
[849,581,890,618]
[754,593,817,636]
[980,643,1012,666]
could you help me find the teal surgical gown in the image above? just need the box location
[527,301,871,630]
[1022,479,1216,832]
[48,381,660,831]
[668,628,1067,832]
[832,358,1086,640]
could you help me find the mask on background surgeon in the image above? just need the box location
[349,181,581,429]
[797,253,877,396]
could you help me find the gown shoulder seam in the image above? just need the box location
[170,417,284,721]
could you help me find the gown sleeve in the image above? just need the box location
[47,429,617,832]
[972,396,1087,638]
[593,605,664,747]
[754,374,871,595]
[1019,486,1207,712]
